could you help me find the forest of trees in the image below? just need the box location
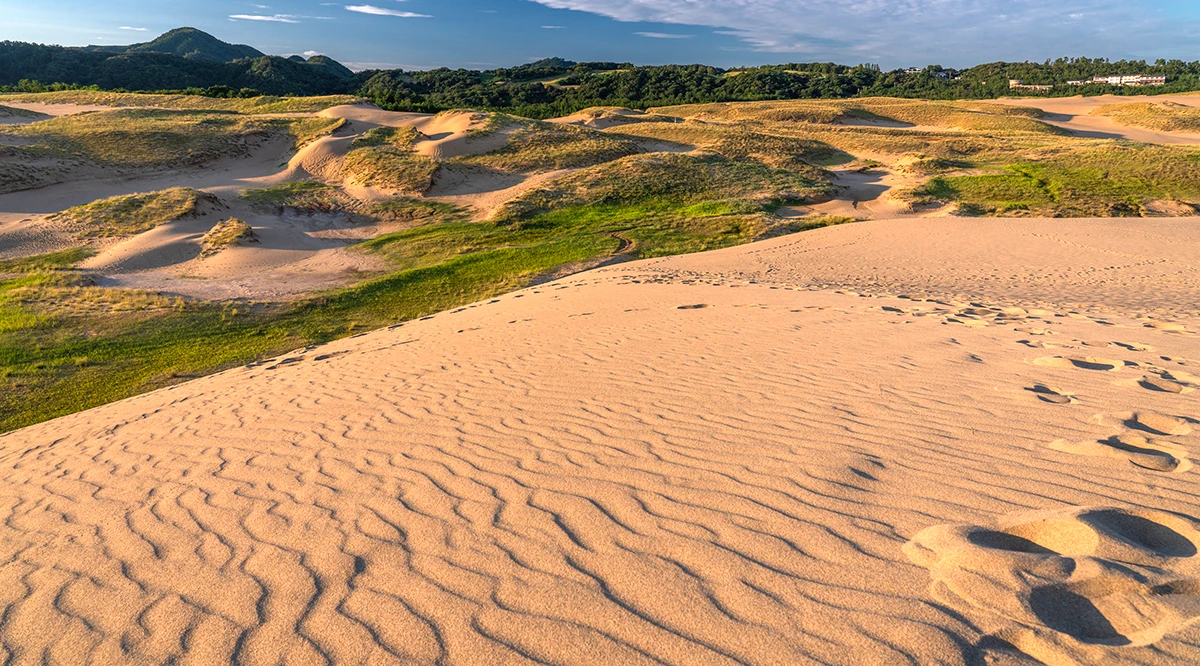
[6,31,1200,118]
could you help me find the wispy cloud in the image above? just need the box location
[345,5,431,18]
[119,26,149,32]
[526,0,1196,64]
[636,32,693,39]
[228,14,300,23]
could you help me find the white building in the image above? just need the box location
[1083,74,1167,87]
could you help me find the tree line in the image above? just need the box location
[5,40,1200,118]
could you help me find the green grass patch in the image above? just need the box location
[908,144,1200,215]
[0,247,94,272]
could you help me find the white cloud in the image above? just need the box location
[526,1,1192,65]
[228,14,300,23]
[636,32,693,39]
[304,50,323,57]
[345,5,431,18]
[119,26,148,31]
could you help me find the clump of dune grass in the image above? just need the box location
[457,120,640,173]
[652,98,1063,135]
[240,181,358,213]
[351,126,423,150]
[0,109,344,167]
[611,121,848,167]
[1091,102,1200,133]
[342,145,439,193]
[0,247,94,273]
[492,152,833,223]
[50,188,213,238]
[0,104,42,119]
[201,219,257,257]
[0,91,361,114]
[370,198,469,225]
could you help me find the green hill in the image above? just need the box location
[86,27,264,62]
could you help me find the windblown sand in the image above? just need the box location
[3,218,1200,665]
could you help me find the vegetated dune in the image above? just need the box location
[1,216,1198,665]
[995,93,1200,144]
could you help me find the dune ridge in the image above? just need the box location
[0,217,1198,664]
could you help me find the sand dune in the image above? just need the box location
[996,94,1200,144]
[1,217,1197,664]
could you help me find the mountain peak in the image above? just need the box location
[86,27,265,62]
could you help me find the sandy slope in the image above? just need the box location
[996,94,1200,144]
[2,217,1198,665]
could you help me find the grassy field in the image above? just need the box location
[903,143,1200,215]
[0,91,361,114]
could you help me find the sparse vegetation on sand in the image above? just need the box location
[492,152,833,223]
[1090,101,1200,133]
[456,120,640,172]
[49,188,212,238]
[201,218,256,257]
[0,248,94,273]
[0,109,344,168]
[241,182,357,213]
[0,103,41,118]
[652,98,1062,134]
[342,143,439,193]
[0,91,361,114]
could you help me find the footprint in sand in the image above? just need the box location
[1050,436,1192,474]
[677,304,711,310]
[905,506,1200,664]
[1034,356,1126,372]
[1027,385,1076,405]
[1139,375,1193,394]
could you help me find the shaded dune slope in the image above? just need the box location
[0,218,1198,665]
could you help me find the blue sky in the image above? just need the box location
[2,1,1198,71]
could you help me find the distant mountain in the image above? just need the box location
[85,28,264,63]
[0,28,358,95]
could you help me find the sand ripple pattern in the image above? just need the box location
[1,217,1199,664]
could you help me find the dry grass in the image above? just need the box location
[610,121,848,167]
[652,98,1063,134]
[0,104,42,119]
[351,126,423,149]
[241,182,357,213]
[491,152,833,223]
[0,92,361,114]
[456,120,640,173]
[1091,102,1200,133]
[0,109,344,167]
[342,147,439,194]
[50,188,212,239]
[201,219,256,257]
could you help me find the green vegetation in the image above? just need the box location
[904,144,1200,215]
[0,247,94,273]
[351,125,422,149]
[492,153,832,222]
[201,218,256,257]
[49,188,210,238]
[343,142,439,193]
[240,182,355,213]
[457,120,640,172]
[0,91,360,114]
[0,109,344,166]
[1091,102,1200,133]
